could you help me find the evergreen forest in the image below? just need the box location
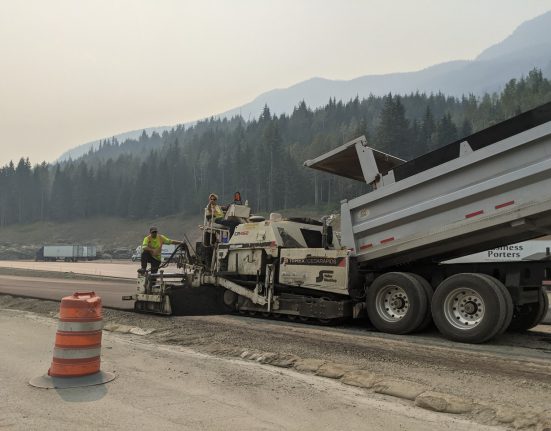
[1,69,551,228]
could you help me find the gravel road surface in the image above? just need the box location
[1,310,501,431]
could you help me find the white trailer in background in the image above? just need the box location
[131,102,551,343]
[36,245,97,262]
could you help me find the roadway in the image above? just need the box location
[0,260,140,279]
[0,259,178,309]
[0,274,135,309]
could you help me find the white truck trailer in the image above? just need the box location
[129,101,551,343]
[36,245,97,262]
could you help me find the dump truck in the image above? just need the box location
[127,101,551,343]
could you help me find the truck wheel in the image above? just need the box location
[366,272,428,335]
[476,274,513,335]
[508,287,549,331]
[409,274,433,332]
[432,273,507,343]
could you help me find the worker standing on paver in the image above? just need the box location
[138,226,182,274]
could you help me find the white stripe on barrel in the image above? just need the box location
[53,347,101,360]
[57,320,104,332]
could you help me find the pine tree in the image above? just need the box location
[434,113,458,147]
[375,94,410,159]
[420,105,435,151]
[460,119,473,139]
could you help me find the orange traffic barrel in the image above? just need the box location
[30,291,115,389]
[49,291,103,377]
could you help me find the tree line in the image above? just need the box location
[1,69,550,227]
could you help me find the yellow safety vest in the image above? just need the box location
[207,204,224,219]
[142,234,171,261]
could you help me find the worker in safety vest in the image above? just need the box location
[138,226,182,274]
[205,192,242,237]
[206,193,224,220]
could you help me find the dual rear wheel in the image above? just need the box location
[367,272,515,343]
[431,273,512,343]
[366,272,432,335]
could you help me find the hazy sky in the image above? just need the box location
[1,0,551,166]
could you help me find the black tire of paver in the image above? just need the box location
[431,273,507,343]
[409,273,434,333]
[539,289,550,325]
[509,287,549,331]
[222,290,238,313]
[476,274,513,335]
[366,272,428,335]
[536,288,549,325]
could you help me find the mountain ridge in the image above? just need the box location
[58,10,551,162]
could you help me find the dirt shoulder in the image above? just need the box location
[2,293,551,430]
[3,309,499,431]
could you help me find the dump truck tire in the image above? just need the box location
[366,272,428,335]
[409,274,434,333]
[508,287,549,331]
[432,273,507,343]
[475,274,513,335]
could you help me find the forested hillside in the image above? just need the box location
[1,69,551,228]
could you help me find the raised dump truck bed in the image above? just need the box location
[305,102,551,269]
